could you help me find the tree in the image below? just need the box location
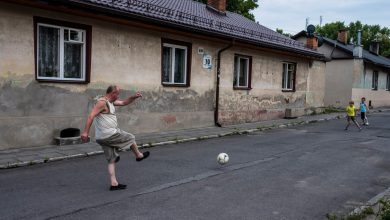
[315,21,390,57]
[276,28,291,37]
[194,0,259,21]
[315,21,346,40]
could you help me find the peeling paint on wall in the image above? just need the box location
[161,114,177,124]
[0,78,216,149]
[218,92,307,124]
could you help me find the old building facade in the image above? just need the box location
[294,29,390,108]
[0,0,325,149]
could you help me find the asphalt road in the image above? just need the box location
[1,112,390,220]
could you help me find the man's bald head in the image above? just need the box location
[106,85,118,94]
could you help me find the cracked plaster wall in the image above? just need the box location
[352,62,390,107]
[217,48,325,125]
[0,3,217,149]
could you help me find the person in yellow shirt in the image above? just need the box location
[345,101,362,131]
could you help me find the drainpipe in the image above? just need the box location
[215,40,234,127]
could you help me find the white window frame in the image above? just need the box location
[37,23,86,81]
[233,55,250,88]
[282,62,296,91]
[372,70,379,90]
[162,43,188,85]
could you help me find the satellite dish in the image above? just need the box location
[307,24,315,37]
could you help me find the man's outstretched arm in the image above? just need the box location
[114,91,142,106]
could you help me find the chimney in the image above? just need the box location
[357,30,361,46]
[369,41,380,55]
[207,0,226,14]
[353,30,363,58]
[306,37,318,50]
[337,29,348,44]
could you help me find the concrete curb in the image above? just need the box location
[348,187,390,218]
[117,116,345,152]
[0,114,344,169]
[2,109,389,169]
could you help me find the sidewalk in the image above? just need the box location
[1,109,388,169]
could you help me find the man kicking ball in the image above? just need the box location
[81,85,149,191]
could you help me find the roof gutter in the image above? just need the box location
[364,60,390,70]
[215,40,234,127]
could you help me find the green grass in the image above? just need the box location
[323,107,345,114]
[379,198,390,220]
[326,199,390,220]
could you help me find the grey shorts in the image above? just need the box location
[96,130,136,163]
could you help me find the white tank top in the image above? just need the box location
[94,98,118,140]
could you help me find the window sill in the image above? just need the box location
[282,89,295,92]
[162,83,189,88]
[233,87,251,90]
[36,79,89,84]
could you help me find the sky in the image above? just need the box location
[253,0,390,35]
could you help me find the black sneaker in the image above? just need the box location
[110,184,127,191]
[136,151,150,162]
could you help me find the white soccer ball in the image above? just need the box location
[217,153,229,165]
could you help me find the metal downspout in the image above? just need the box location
[215,40,234,127]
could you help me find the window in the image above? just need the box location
[372,71,378,90]
[161,39,191,86]
[282,62,296,91]
[387,74,390,91]
[34,17,91,83]
[233,54,252,89]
